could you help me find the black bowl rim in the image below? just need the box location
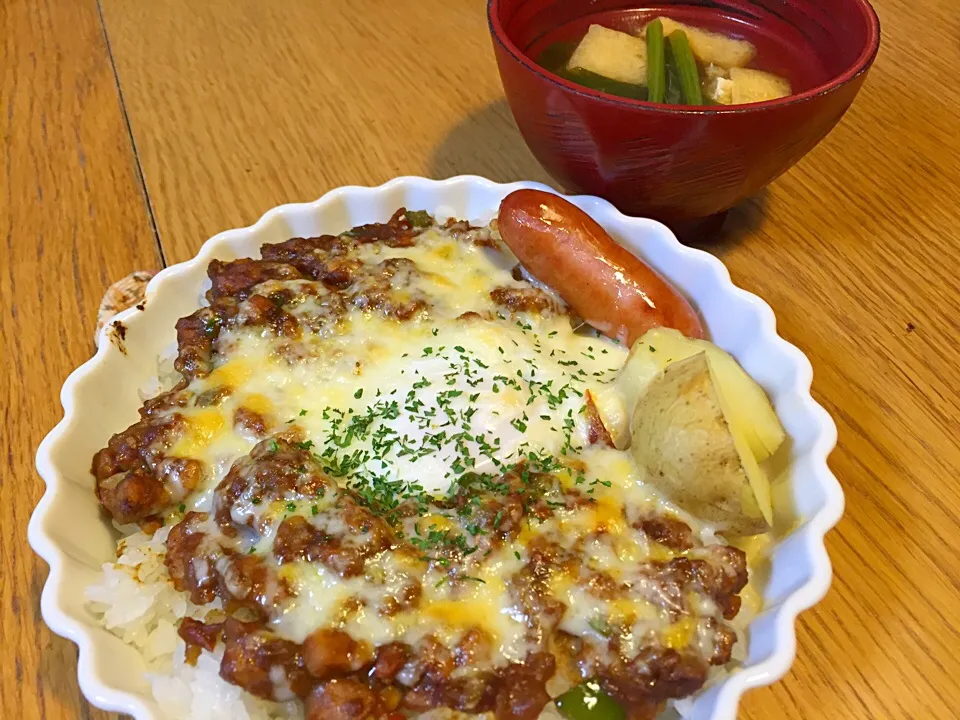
[487,0,882,115]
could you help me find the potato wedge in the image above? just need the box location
[568,24,648,85]
[730,67,792,104]
[641,17,755,69]
[630,353,772,535]
[617,328,785,462]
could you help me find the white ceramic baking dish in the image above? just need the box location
[29,175,842,719]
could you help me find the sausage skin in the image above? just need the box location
[497,190,704,343]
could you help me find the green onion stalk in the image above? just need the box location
[667,30,703,105]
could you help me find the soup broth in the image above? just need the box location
[531,5,831,105]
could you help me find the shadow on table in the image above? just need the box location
[681,189,769,257]
[428,99,553,185]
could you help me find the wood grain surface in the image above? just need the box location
[0,1,161,719]
[6,0,960,717]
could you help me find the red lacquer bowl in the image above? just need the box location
[488,0,881,225]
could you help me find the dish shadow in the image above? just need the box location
[428,100,555,186]
[683,189,769,256]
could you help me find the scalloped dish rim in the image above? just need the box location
[28,175,842,720]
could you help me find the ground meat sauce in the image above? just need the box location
[489,287,558,315]
[174,298,239,380]
[206,258,305,301]
[91,210,751,719]
[92,391,200,525]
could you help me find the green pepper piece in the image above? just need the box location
[587,615,612,637]
[667,30,703,105]
[403,209,433,229]
[555,679,626,720]
[645,19,666,103]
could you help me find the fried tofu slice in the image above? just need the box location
[730,67,792,103]
[568,24,648,85]
[642,17,755,69]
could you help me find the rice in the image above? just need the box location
[152,646,301,720]
[86,527,300,719]
[137,343,179,401]
[86,527,185,668]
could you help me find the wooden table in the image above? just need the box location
[3,0,959,717]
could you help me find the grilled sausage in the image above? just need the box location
[497,190,704,344]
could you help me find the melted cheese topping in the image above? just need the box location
[149,221,749,684]
[175,230,630,503]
